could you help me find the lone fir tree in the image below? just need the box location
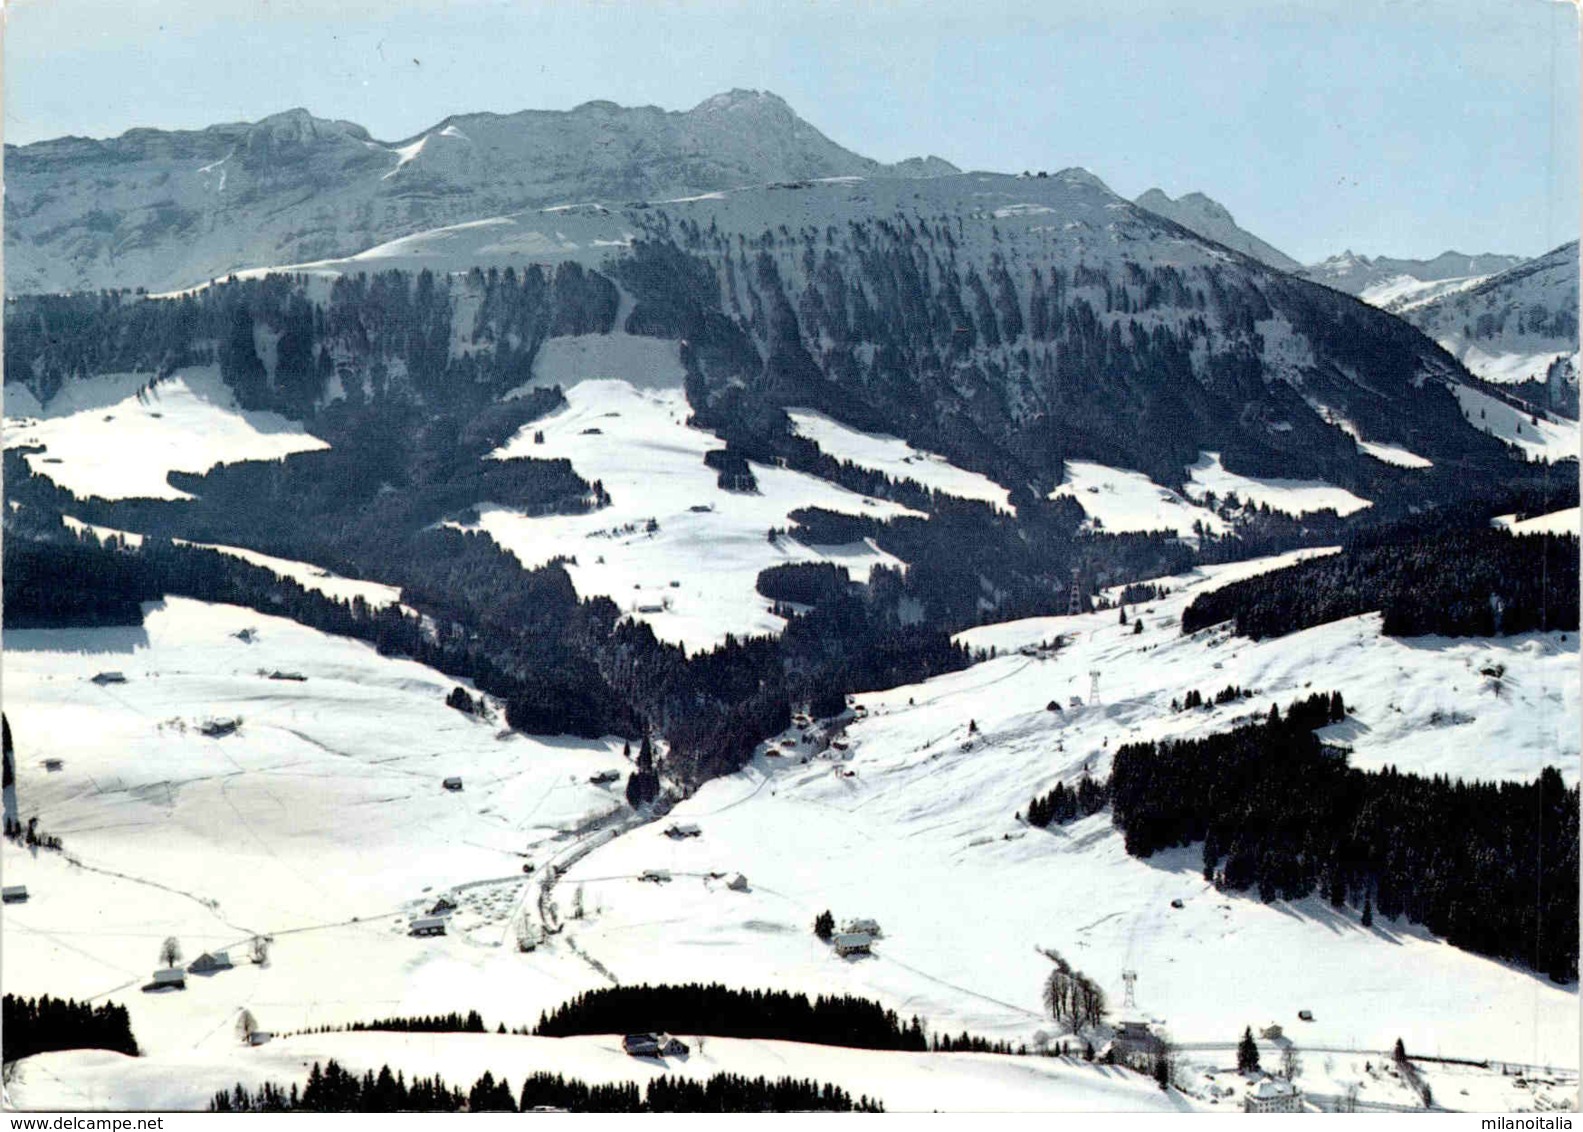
[1237,1026,1260,1074]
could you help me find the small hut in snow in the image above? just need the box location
[189,950,233,974]
[833,932,873,957]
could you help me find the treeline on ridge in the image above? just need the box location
[1181,527,1579,640]
[534,984,928,1051]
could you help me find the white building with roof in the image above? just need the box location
[833,931,873,956]
[1244,1077,1303,1113]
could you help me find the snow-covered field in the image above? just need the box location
[787,409,1012,511]
[1452,383,1579,463]
[1359,273,1485,313]
[1494,507,1581,537]
[7,1031,1188,1113]
[1049,460,1227,539]
[59,516,407,611]
[1184,452,1371,517]
[548,549,1577,1079]
[472,379,919,651]
[1307,404,1434,469]
[1,598,635,1056]
[2,548,1575,1111]
[1453,344,1573,387]
[3,369,327,501]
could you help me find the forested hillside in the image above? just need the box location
[1181,525,1579,640]
[1110,706,1579,982]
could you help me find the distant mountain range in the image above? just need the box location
[1131,187,1575,401]
[1396,242,1579,399]
[1302,249,1529,302]
[1132,187,1529,298]
[3,90,957,295]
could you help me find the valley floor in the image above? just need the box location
[1,550,1576,1111]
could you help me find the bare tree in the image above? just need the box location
[1281,1045,1303,1081]
[1041,953,1105,1031]
[572,883,585,920]
[158,936,182,967]
[235,1009,257,1045]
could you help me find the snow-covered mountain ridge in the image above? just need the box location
[1133,189,1301,272]
[4,92,958,295]
[1303,249,1528,299]
[1392,241,1579,403]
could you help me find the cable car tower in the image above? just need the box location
[1122,968,1138,1010]
[1067,568,1082,616]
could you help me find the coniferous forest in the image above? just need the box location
[2,994,140,1061]
[1107,700,1579,982]
[1181,527,1579,640]
[533,984,928,1051]
[210,1060,881,1113]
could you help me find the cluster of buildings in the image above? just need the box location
[148,948,237,990]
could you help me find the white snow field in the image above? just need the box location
[1494,507,1581,537]
[1358,273,1486,313]
[3,368,328,501]
[786,409,1012,511]
[1,598,639,1058]
[2,552,1575,1111]
[549,550,1577,1085]
[507,283,688,392]
[1307,404,1434,469]
[1454,344,1574,387]
[59,516,407,611]
[8,1032,1187,1113]
[1048,461,1227,539]
[1185,452,1372,517]
[1451,383,1579,463]
[474,379,919,652]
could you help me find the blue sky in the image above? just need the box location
[5,0,1576,262]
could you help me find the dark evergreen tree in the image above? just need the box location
[1237,1026,1260,1074]
[813,910,835,941]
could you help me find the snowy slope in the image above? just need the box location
[1133,189,1300,271]
[1358,272,1486,313]
[1306,404,1433,468]
[59,516,408,611]
[1401,243,1579,388]
[1184,452,1372,516]
[6,93,959,295]
[1305,250,1526,301]
[547,550,1577,1073]
[1450,383,1578,462]
[1048,461,1227,539]
[0,598,639,1055]
[110,163,1517,501]
[1493,507,1580,536]
[473,379,918,651]
[3,368,327,500]
[2,554,1574,1111]
[787,409,1012,510]
[7,1032,1187,1113]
